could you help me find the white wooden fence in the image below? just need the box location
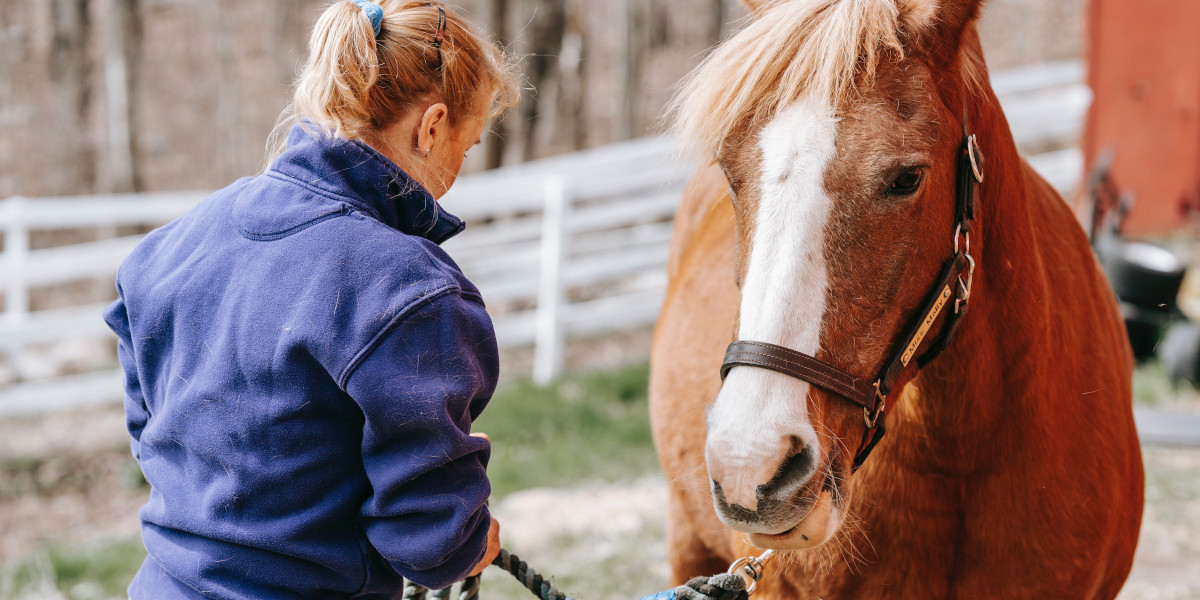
[0,60,1089,415]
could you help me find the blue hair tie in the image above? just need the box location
[352,0,383,37]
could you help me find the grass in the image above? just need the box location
[1133,359,1200,413]
[0,362,659,599]
[0,538,146,600]
[477,362,660,498]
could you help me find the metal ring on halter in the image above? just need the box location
[961,253,976,300]
[953,225,971,256]
[954,252,976,313]
[863,382,885,428]
[864,400,885,429]
[967,134,985,183]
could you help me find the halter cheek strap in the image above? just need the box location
[719,118,985,471]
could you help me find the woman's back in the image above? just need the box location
[105,126,499,599]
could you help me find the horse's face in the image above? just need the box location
[705,56,968,548]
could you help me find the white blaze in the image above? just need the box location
[706,97,839,510]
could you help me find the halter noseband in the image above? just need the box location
[719,115,985,472]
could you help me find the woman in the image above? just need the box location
[103,1,519,598]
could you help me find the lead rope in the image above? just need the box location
[402,548,774,600]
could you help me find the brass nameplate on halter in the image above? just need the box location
[900,285,953,366]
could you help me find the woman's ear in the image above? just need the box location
[415,103,450,157]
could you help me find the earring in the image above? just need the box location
[424,148,431,159]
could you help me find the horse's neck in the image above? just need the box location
[895,94,1058,453]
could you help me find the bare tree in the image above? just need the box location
[51,0,96,194]
[104,0,139,193]
[484,0,510,170]
[516,0,567,163]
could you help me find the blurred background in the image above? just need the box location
[2,0,1199,599]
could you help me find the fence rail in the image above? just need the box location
[0,60,1090,415]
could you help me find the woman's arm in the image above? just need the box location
[103,286,150,461]
[343,288,499,590]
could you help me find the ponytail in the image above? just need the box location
[269,0,519,160]
[293,0,382,140]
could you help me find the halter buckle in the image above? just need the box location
[955,252,976,314]
[967,134,985,184]
[864,382,886,428]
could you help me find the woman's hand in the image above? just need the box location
[467,432,500,577]
[468,516,501,577]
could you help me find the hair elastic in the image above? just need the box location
[432,7,446,48]
[352,0,383,38]
[432,6,446,70]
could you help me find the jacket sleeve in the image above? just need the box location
[342,288,499,590]
[102,287,149,461]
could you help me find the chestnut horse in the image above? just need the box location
[649,0,1144,597]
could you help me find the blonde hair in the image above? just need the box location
[670,0,904,157]
[270,0,518,156]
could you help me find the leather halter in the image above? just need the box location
[719,117,985,471]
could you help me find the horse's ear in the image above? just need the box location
[897,0,985,54]
[900,0,985,40]
[739,0,775,17]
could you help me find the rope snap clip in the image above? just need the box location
[726,549,776,596]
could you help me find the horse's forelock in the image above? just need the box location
[670,0,915,158]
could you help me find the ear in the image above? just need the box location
[896,0,940,33]
[739,0,775,17]
[415,103,450,156]
[901,0,986,43]
[896,0,986,65]
[935,0,987,38]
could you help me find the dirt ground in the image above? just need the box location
[488,451,1200,600]
[0,408,143,562]
[2,403,1198,598]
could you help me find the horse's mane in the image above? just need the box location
[670,0,906,157]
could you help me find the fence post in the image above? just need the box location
[3,197,29,326]
[533,177,569,386]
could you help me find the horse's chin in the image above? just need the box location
[747,487,841,550]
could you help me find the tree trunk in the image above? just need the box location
[484,0,509,169]
[518,0,566,162]
[50,0,95,195]
[558,0,586,152]
[620,0,643,141]
[711,0,727,45]
[104,0,139,193]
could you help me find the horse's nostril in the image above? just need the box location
[710,441,821,532]
[762,443,818,499]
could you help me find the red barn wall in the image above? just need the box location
[1084,0,1200,236]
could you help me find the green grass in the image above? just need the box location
[0,538,146,600]
[0,362,659,598]
[1133,359,1200,412]
[476,362,660,498]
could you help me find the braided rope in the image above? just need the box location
[401,547,749,600]
[491,548,578,600]
[403,581,428,600]
[457,574,482,600]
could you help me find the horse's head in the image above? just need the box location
[672,0,989,550]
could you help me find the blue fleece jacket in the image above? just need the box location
[103,124,498,599]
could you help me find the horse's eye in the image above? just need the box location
[887,169,924,196]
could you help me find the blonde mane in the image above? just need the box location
[670,0,907,157]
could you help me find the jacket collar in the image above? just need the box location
[268,124,465,244]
